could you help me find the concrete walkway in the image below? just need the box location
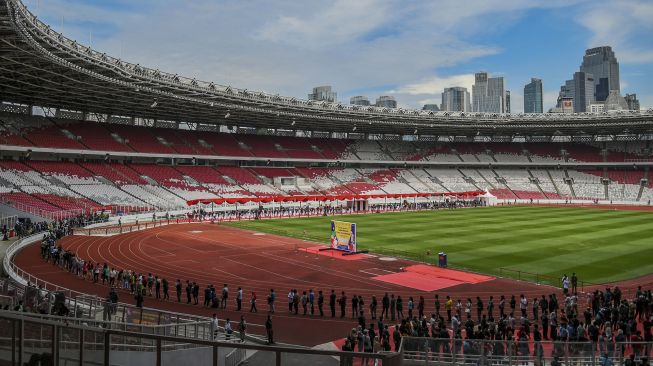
[0,236,18,276]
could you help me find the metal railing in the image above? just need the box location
[2,233,268,342]
[0,199,82,221]
[0,311,403,366]
[400,336,652,366]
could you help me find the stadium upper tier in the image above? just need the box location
[2,112,653,163]
[1,0,653,137]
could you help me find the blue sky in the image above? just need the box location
[26,0,653,111]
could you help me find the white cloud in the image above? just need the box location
[577,0,653,64]
[391,74,476,96]
[25,0,649,112]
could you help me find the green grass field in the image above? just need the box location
[223,206,653,285]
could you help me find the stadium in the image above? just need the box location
[1,0,653,365]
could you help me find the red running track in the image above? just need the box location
[9,223,629,347]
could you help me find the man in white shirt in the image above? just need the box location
[210,313,220,340]
[520,294,528,318]
[288,290,294,313]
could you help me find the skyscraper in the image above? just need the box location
[308,86,337,102]
[375,96,397,108]
[350,96,371,106]
[505,91,511,113]
[441,87,471,112]
[573,71,595,113]
[624,94,640,111]
[523,78,543,113]
[580,46,619,102]
[472,72,508,113]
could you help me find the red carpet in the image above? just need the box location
[372,264,494,291]
[298,246,369,261]
[404,264,494,284]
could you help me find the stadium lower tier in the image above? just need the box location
[1,159,652,218]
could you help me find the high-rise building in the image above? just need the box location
[523,78,544,113]
[375,96,397,108]
[624,94,640,111]
[580,46,619,102]
[350,96,371,106]
[505,90,511,113]
[422,104,440,112]
[572,71,595,113]
[308,86,337,102]
[556,80,574,108]
[441,87,471,112]
[472,72,508,113]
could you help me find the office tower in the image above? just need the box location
[506,90,511,113]
[308,86,337,102]
[472,72,507,113]
[524,78,544,113]
[573,71,595,113]
[350,96,371,106]
[375,96,397,108]
[580,46,619,102]
[441,87,471,112]
[624,94,640,111]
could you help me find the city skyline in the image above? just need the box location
[26,0,653,112]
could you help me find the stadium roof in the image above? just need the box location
[1,0,653,138]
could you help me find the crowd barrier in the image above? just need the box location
[400,336,652,366]
[0,311,403,366]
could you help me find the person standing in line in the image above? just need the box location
[339,291,347,318]
[192,282,200,305]
[370,295,378,320]
[186,280,192,304]
[352,294,359,319]
[175,279,182,302]
[487,295,494,319]
[268,289,276,313]
[571,273,578,294]
[473,296,482,322]
[301,291,308,315]
[434,294,440,319]
[265,315,274,344]
[381,293,389,320]
[154,276,161,299]
[445,296,453,322]
[317,290,324,317]
[221,284,229,309]
[330,290,337,317]
[390,294,396,321]
[236,287,243,311]
[250,292,257,313]
[162,278,169,301]
[238,315,247,343]
[292,290,299,314]
[396,296,404,320]
[288,289,294,313]
[561,274,570,295]
[309,289,315,315]
[204,286,212,308]
[520,294,528,318]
